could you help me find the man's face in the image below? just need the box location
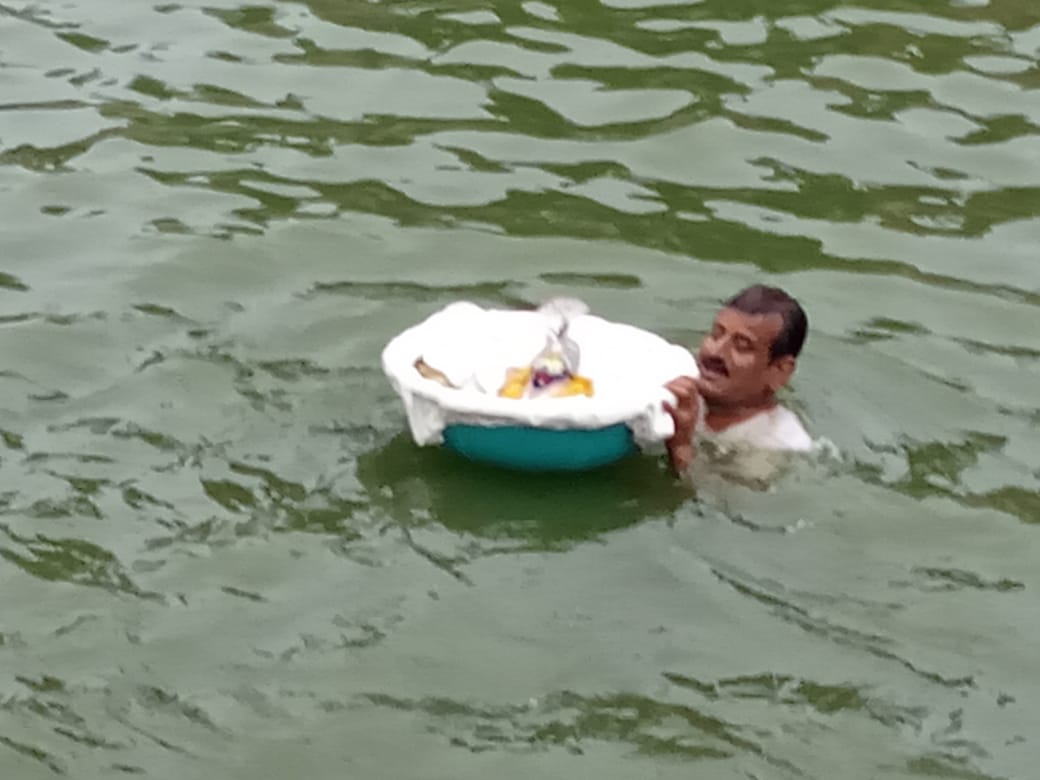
[696,307,793,407]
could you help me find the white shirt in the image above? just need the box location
[700,405,813,453]
[687,405,812,484]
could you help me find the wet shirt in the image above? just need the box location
[699,405,813,453]
[690,405,813,485]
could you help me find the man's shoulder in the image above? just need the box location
[767,406,813,451]
[712,405,813,452]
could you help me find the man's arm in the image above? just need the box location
[662,376,701,475]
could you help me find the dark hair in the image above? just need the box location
[725,285,808,360]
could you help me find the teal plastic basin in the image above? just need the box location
[442,423,636,472]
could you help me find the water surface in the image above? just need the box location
[1,0,1039,777]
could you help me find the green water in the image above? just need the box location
[2,0,1038,777]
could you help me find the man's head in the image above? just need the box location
[696,285,807,408]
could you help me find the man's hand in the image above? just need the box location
[663,376,701,475]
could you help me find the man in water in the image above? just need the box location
[662,284,812,475]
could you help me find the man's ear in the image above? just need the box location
[767,355,796,391]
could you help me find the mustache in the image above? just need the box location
[697,354,729,376]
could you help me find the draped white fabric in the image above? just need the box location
[382,302,699,449]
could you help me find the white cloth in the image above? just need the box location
[381,301,699,450]
[698,405,813,452]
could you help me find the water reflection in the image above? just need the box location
[357,433,687,548]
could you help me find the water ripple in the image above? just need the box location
[2,0,1040,778]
